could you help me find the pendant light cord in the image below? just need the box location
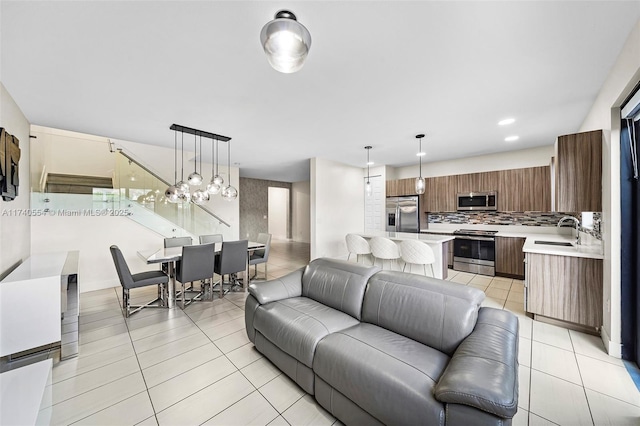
[227,141,231,185]
[199,134,202,174]
[174,129,177,184]
[181,131,184,181]
[419,138,422,178]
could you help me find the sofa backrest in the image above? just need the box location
[302,258,381,320]
[362,270,485,356]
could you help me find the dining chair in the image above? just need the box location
[214,240,248,296]
[162,236,193,276]
[175,243,216,308]
[369,236,401,270]
[345,234,372,265]
[249,233,271,281]
[400,239,436,277]
[110,245,169,317]
[199,234,223,244]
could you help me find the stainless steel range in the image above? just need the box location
[453,229,498,276]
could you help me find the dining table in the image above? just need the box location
[137,241,265,308]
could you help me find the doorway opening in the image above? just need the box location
[268,187,290,241]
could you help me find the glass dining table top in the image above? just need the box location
[137,241,265,264]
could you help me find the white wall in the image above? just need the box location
[578,19,640,357]
[291,181,310,243]
[31,215,164,292]
[268,187,289,240]
[311,158,364,259]
[0,83,31,279]
[392,145,555,179]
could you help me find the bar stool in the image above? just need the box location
[345,234,372,265]
[400,239,436,277]
[369,237,401,270]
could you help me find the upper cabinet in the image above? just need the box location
[498,166,551,212]
[386,178,416,197]
[424,175,458,212]
[555,130,603,212]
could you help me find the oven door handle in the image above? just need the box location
[455,236,495,242]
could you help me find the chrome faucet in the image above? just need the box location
[557,215,581,245]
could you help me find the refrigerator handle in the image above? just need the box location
[396,206,401,232]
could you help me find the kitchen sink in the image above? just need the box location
[534,241,573,247]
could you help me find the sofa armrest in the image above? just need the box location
[248,267,304,304]
[434,307,519,419]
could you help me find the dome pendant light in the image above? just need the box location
[164,129,180,203]
[188,133,203,186]
[222,141,238,201]
[191,135,209,205]
[365,146,373,197]
[260,10,312,73]
[415,134,426,195]
[176,131,190,203]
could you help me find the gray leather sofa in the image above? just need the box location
[245,258,519,426]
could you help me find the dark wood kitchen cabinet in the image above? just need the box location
[498,166,551,212]
[386,178,416,197]
[424,175,458,212]
[495,236,525,279]
[526,252,603,329]
[555,130,602,212]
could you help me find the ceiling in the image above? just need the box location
[2,1,640,182]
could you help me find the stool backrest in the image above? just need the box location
[345,234,371,255]
[369,237,400,260]
[400,239,435,265]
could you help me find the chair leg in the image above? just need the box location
[423,265,427,276]
[430,264,435,277]
[123,288,130,318]
[347,253,352,261]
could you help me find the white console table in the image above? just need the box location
[0,251,79,360]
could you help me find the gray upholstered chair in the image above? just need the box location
[199,234,223,244]
[400,239,436,276]
[249,233,271,281]
[214,240,248,295]
[110,245,169,317]
[175,243,216,308]
[162,236,193,276]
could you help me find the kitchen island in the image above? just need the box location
[357,231,455,279]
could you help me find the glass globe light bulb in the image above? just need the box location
[187,172,203,186]
[191,189,209,205]
[415,177,426,195]
[222,185,238,201]
[165,185,180,203]
[213,174,224,186]
[365,181,372,196]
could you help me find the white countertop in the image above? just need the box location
[522,234,604,259]
[360,230,454,244]
[1,359,52,426]
[1,252,70,283]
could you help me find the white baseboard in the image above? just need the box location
[601,327,622,358]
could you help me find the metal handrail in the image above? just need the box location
[115,149,231,228]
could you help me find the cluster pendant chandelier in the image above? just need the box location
[164,124,237,205]
[415,134,426,195]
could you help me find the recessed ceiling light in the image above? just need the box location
[416,152,426,157]
[498,118,516,126]
[505,135,519,142]
[367,161,374,166]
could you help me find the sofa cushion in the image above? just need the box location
[253,297,360,368]
[302,258,380,320]
[314,323,449,426]
[362,270,484,356]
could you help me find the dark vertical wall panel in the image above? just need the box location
[239,178,291,241]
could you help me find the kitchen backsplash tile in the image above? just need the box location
[428,211,602,240]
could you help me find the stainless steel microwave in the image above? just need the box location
[457,191,497,211]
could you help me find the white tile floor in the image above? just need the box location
[4,241,640,425]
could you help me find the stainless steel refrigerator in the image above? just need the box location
[385,196,420,233]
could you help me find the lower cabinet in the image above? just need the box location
[495,237,525,279]
[525,253,603,329]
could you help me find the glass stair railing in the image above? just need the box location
[30,149,231,240]
[112,150,231,239]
